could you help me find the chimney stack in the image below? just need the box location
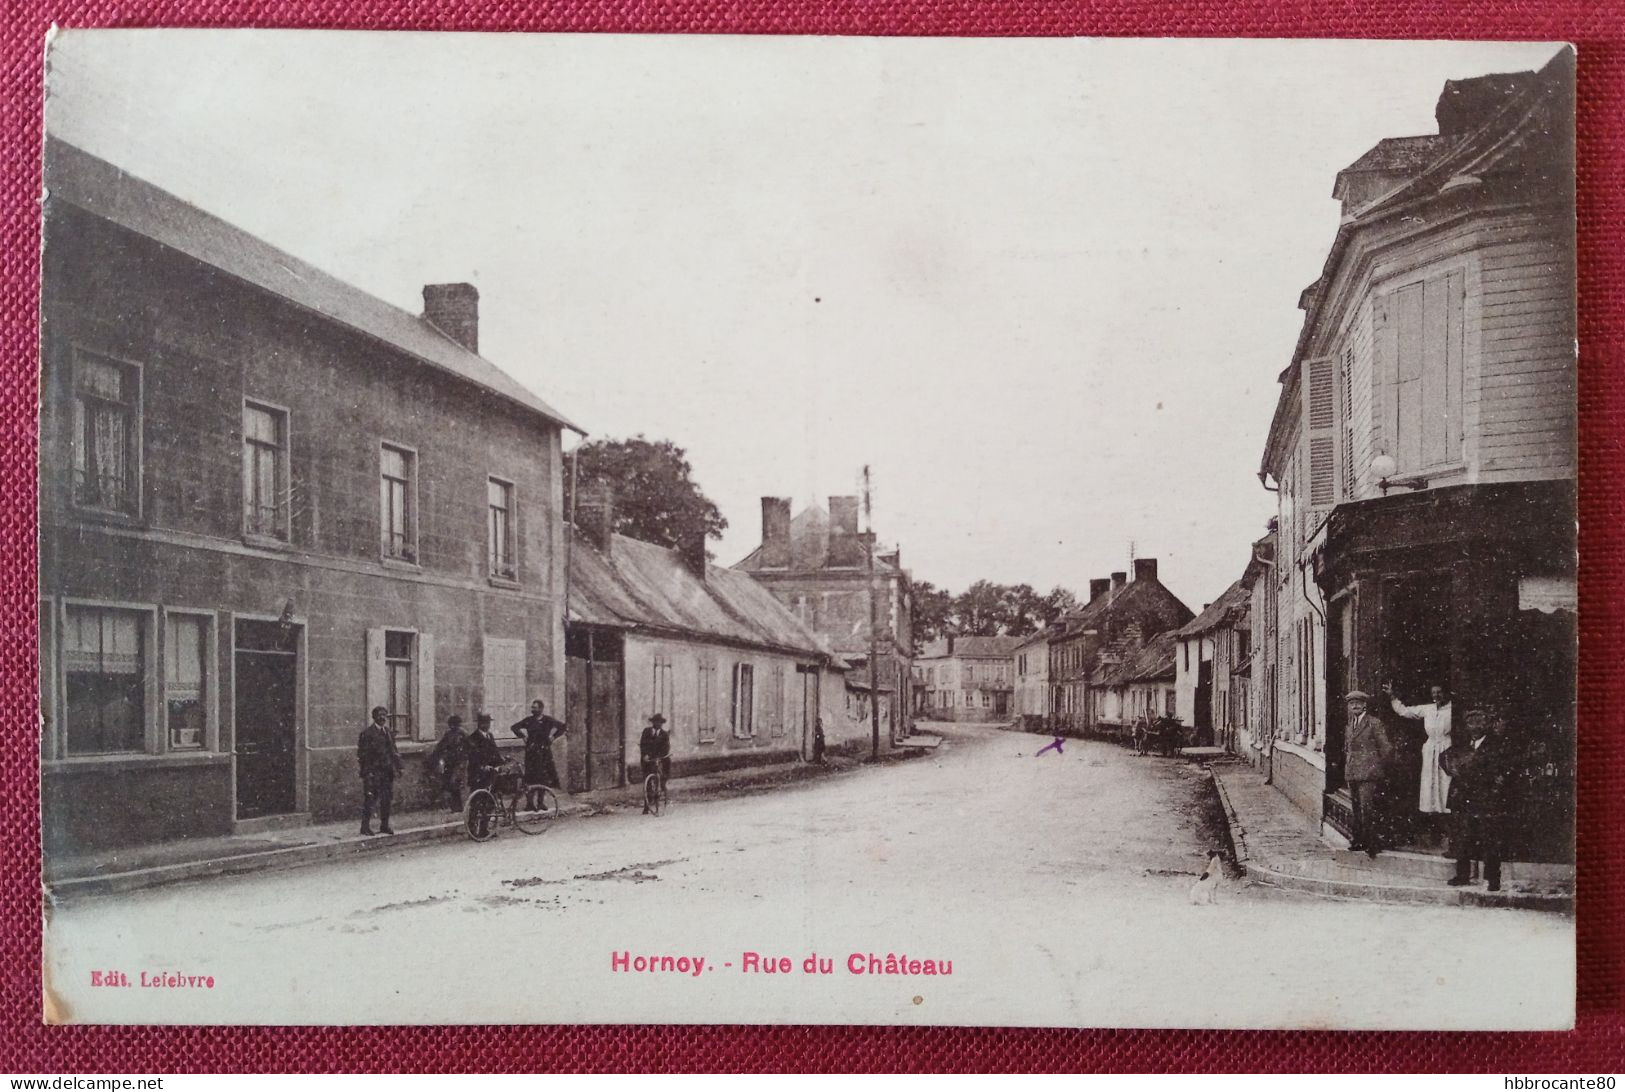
[422,282,480,353]
[760,497,791,568]
[828,495,862,567]
[680,532,708,582]
[1089,578,1111,602]
[575,488,615,554]
[1111,571,1127,592]
[1133,558,1159,583]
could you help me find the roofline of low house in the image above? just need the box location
[566,616,835,665]
[46,144,585,437]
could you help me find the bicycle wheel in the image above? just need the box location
[515,785,558,834]
[644,774,666,817]
[464,788,498,842]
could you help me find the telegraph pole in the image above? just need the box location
[864,465,881,762]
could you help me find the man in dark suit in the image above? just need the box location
[1441,707,1513,891]
[427,714,469,811]
[357,705,402,836]
[1344,689,1399,858]
[511,698,567,807]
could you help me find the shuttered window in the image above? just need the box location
[1378,270,1465,475]
[696,658,718,743]
[1302,356,1338,519]
[1341,346,1357,499]
[731,662,755,738]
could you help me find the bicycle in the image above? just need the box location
[464,762,560,841]
[642,765,668,817]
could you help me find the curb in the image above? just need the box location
[46,747,932,901]
[1207,765,1572,913]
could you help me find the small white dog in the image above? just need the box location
[1188,852,1223,905]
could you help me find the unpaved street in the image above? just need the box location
[46,723,1573,1028]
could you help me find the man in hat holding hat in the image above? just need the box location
[639,712,672,814]
[427,713,470,811]
[1343,688,1400,858]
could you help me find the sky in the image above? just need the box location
[43,32,1563,610]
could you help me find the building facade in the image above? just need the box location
[1012,631,1051,728]
[40,140,576,853]
[1047,560,1193,736]
[564,513,841,788]
[1172,579,1251,750]
[733,497,913,746]
[1237,530,1278,770]
[913,636,1021,722]
[1259,54,1576,859]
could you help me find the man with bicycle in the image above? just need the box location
[465,713,506,838]
[639,713,671,814]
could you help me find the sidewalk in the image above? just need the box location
[1208,758,1573,912]
[45,748,920,901]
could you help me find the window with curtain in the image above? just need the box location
[385,630,414,738]
[72,354,139,514]
[64,606,146,754]
[165,614,208,750]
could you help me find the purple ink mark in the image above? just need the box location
[1036,737,1065,757]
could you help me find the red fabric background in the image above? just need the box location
[4,2,1621,1072]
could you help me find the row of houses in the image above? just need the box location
[40,137,914,854]
[1183,53,1577,863]
[999,54,1575,868]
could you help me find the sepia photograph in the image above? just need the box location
[36,30,1576,1029]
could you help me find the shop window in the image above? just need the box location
[165,613,209,750]
[63,606,147,754]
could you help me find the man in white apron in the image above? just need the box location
[1384,681,1453,815]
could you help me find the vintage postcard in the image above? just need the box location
[37,31,1576,1028]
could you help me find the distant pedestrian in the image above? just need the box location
[812,717,827,764]
[1441,707,1513,892]
[428,714,469,811]
[1344,689,1400,858]
[511,698,567,808]
[357,705,402,836]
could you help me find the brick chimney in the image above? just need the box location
[575,488,615,554]
[680,532,708,582]
[828,495,861,567]
[1089,578,1111,602]
[1111,571,1127,593]
[422,283,480,353]
[760,497,790,569]
[1133,558,1159,583]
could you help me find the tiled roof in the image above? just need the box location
[1172,578,1251,639]
[1340,135,1454,175]
[569,533,833,658]
[916,635,1024,659]
[44,138,581,433]
[1097,630,1178,688]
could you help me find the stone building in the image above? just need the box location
[39,139,578,852]
[1047,560,1192,736]
[1259,52,1575,859]
[913,635,1022,722]
[1012,630,1052,728]
[1171,578,1251,750]
[733,497,913,747]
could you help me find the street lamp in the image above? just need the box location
[1371,453,1397,495]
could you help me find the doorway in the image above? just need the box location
[566,626,625,791]
[234,620,299,819]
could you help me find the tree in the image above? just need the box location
[910,580,955,650]
[565,436,727,552]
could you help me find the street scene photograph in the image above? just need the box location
[37,31,1576,1029]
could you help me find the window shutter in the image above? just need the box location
[365,627,387,716]
[1302,356,1337,518]
[416,632,436,740]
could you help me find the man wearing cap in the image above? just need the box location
[1344,689,1400,858]
[427,714,470,811]
[639,713,672,814]
[1440,707,1513,891]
